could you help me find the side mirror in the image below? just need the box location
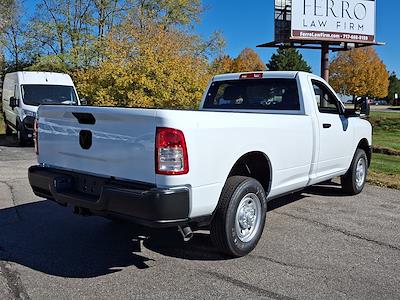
[80,98,87,106]
[353,96,370,118]
[343,108,357,118]
[359,98,370,117]
[9,96,18,109]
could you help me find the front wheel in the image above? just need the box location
[210,176,267,257]
[5,123,13,136]
[17,123,28,146]
[341,149,368,195]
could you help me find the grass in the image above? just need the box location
[369,112,400,151]
[368,112,400,189]
[368,153,400,189]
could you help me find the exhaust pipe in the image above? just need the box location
[178,226,193,242]
[73,206,91,216]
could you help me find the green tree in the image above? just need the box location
[27,0,95,70]
[0,0,15,32]
[1,0,221,109]
[26,0,207,71]
[266,48,311,72]
[0,1,27,71]
[388,72,400,101]
[132,0,203,30]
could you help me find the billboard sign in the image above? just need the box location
[291,0,376,43]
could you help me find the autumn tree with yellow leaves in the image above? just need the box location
[2,0,266,109]
[233,48,266,72]
[211,48,265,74]
[75,22,211,109]
[330,47,389,98]
[70,0,223,109]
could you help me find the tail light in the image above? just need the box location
[155,127,189,175]
[34,118,39,155]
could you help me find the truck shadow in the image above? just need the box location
[0,182,347,277]
[0,200,156,278]
[304,181,348,197]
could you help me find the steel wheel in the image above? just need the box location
[235,193,262,243]
[355,157,366,189]
[211,176,267,257]
[341,148,368,195]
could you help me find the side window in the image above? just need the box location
[311,80,341,114]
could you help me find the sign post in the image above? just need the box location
[321,43,329,81]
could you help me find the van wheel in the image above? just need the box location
[341,149,368,195]
[5,123,13,136]
[210,176,267,257]
[17,123,27,146]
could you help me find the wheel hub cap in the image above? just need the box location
[235,193,262,243]
[355,158,366,188]
[238,206,256,229]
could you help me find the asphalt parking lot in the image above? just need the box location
[0,135,399,300]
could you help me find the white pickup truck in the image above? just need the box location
[28,71,372,257]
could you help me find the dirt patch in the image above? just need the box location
[372,146,400,156]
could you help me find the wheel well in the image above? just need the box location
[357,138,371,166]
[228,152,272,195]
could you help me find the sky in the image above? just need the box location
[195,0,400,75]
[21,0,399,76]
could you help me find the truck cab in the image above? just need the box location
[2,71,81,145]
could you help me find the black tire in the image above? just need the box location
[210,176,267,257]
[17,122,27,146]
[341,149,368,195]
[5,123,13,136]
[3,113,12,136]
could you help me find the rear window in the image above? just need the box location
[203,78,300,111]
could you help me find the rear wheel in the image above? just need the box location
[341,149,368,195]
[210,176,267,257]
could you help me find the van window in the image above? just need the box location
[21,85,78,106]
[203,78,300,110]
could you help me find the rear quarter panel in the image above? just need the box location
[155,109,313,217]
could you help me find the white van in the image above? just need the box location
[2,71,84,145]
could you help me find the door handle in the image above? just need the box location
[323,123,331,129]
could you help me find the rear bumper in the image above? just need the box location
[28,166,190,227]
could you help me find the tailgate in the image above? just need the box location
[37,105,157,184]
